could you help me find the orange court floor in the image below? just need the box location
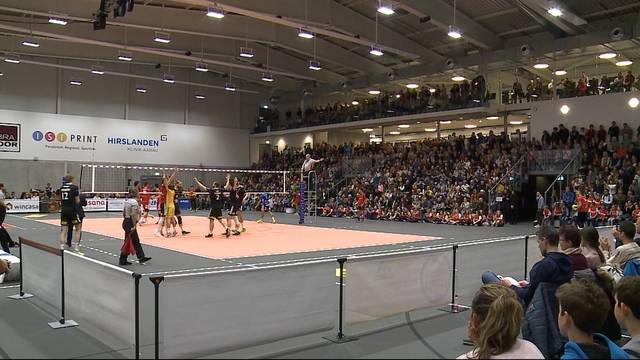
[40,215,439,259]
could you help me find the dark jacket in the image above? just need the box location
[522,282,566,359]
[514,251,573,305]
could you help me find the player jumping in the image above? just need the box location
[256,191,276,224]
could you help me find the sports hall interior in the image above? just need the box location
[0,0,639,359]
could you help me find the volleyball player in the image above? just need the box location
[224,174,241,236]
[256,191,276,224]
[59,175,83,254]
[138,182,153,225]
[163,170,178,237]
[355,188,366,222]
[154,182,166,236]
[173,180,190,235]
[194,177,229,238]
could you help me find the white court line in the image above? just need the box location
[0,284,20,289]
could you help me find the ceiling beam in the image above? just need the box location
[399,0,504,50]
[518,0,585,35]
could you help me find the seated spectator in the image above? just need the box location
[559,224,590,272]
[603,221,640,268]
[614,277,640,358]
[580,226,608,270]
[457,284,544,359]
[482,225,573,306]
[556,281,629,359]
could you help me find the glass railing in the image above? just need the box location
[528,149,580,173]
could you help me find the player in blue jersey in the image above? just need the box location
[256,191,276,224]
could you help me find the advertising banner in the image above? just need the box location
[83,198,108,212]
[5,198,39,213]
[107,198,126,212]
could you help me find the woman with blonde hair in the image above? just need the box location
[458,284,543,359]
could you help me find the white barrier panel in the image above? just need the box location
[83,198,107,212]
[345,249,452,325]
[5,198,39,213]
[21,244,60,309]
[64,252,135,348]
[107,198,126,212]
[526,235,541,277]
[159,261,337,358]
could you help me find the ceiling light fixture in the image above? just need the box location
[308,60,322,70]
[389,131,400,135]
[194,93,206,100]
[368,89,381,95]
[447,25,462,39]
[162,74,175,84]
[406,83,419,89]
[398,124,410,128]
[90,65,105,75]
[48,15,68,26]
[440,120,452,124]
[224,82,237,91]
[533,62,549,69]
[239,46,255,58]
[395,94,401,98]
[560,105,570,114]
[206,5,224,19]
[377,1,395,15]
[362,128,374,132]
[599,52,617,59]
[554,69,567,76]
[298,28,314,39]
[464,124,477,129]
[135,86,148,93]
[429,88,436,93]
[629,97,639,108]
[352,100,359,105]
[153,31,171,44]
[4,54,20,64]
[261,72,274,82]
[451,75,465,81]
[616,60,633,67]
[195,62,208,72]
[486,116,499,120]
[425,128,437,132]
[117,50,133,61]
[510,120,524,125]
[547,7,563,17]
[69,80,82,86]
[22,38,40,48]
[370,46,384,56]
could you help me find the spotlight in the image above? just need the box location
[464,124,477,129]
[162,74,175,84]
[406,84,419,89]
[298,28,314,39]
[369,46,383,56]
[153,31,171,44]
[118,50,133,61]
[395,94,401,98]
[195,62,208,72]
[368,89,381,95]
[69,80,83,86]
[22,38,40,48]
[308,60,322,71]
[389,131,400,135]
[560,105,570,114]
[261,72,274,82]
[91,65,105,75]
[224,82,237,91]
[429,88,436,93]
[629,97,639,108]
[447,25,462,39]
[398,124,410,128]
[239,47,255,58]
[424,128,436,132]
[440,120,452,124]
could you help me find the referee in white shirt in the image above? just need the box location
[119,188,151,266]
[301,154,323,190]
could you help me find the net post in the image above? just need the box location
[150,276,165,360]
[524,235,529,281]
[283,171,287,194]
[323,258,357,343]
[440,244,467,314]
[8,237,34,299]
[133,273,142,360]
[48,250,78,329]
[91,165,96,193]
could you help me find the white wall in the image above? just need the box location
[529,92,640,140]
[0,61,259,129]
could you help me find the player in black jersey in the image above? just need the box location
[194,177,229,238]
[59,175,83,254]
[173,180,190,235]
[235,182,248,233]
[224,174,242,236]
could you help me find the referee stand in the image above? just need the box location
[299,171,317,224]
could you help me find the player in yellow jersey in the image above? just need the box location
[163,170,178,237]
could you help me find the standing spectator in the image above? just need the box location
[609,121,621,142]
[457,284,544,359]
[624,70,635,92]
[614,277,640,358]
[536,192,545,227]
[556,281,628,359]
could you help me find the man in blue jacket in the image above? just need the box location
[482,225,573,306]
[556,281,629,359]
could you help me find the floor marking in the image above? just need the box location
[0,284,19,289]
[3,223,25,230]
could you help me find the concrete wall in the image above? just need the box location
[529,92,640,140]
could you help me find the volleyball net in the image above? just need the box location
[78,164,291,196]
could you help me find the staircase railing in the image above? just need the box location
[543,151,581,206]
[488,155,526,206]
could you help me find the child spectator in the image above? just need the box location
[457,284,544,359]
[614,277,640,358]
[556,281,629,359]
[580,226,608,270]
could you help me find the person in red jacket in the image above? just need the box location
[543,205,552,226]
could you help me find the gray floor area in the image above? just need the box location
[0,211,534,359]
